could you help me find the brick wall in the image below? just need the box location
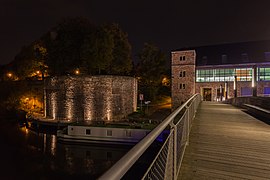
[171,50,196,109]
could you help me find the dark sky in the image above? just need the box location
[1,0,270,65]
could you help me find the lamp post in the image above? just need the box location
[252,66,257,97]
[234,75,237,98]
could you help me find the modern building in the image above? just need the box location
[171,40,270,108]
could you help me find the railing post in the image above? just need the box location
[99,94,201,180]
[185,105,190,146]
[170,122,177,180]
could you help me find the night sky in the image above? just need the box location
[1,0,270,65]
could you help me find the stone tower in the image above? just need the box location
[171,50,196,109]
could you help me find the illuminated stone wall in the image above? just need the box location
[44,75,137,122]
[171,50,196,109]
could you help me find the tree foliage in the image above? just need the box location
[45,17,94,75]
[9,41,47,80]
[136,43,167,100]
[9,17,133,77]
[105,23,132,75]
[81,26,114,74]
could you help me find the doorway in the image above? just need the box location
[203,88,212,101]
[217,87,224,101]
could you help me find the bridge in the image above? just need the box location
[99,94,270,180]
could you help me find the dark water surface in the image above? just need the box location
[0,120,131,180]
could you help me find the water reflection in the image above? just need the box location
[0,122,131,179]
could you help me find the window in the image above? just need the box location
[179,83,186,89]
[107,130,112,136]
[258,67,270,81]
[179,70,186,77]
[179,56,186,61]
[86,129,91,135]
[126,130,132,137]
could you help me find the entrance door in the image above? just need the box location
[203,88,212,101]
[217,87,224,101]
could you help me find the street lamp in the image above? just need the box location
[75,69,80,75]
[7,73,12,78]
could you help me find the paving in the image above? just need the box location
[179,101,270,180]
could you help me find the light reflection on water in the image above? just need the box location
[0,122,131,179]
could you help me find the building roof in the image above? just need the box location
[173,40,270,66]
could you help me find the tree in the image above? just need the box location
[137,43,167,100]
[105,23,132,75]
[9,17,133,77]
[45,17,95,75]
[81,26,114,74]
[9,41,47,80]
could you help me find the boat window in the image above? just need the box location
[86,129,91,135]
[126,130,132,137]
[107,130,112,136]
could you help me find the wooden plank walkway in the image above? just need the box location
[179,101,270,180]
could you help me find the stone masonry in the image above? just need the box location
[44,75,137,122]
[171,50,196,109]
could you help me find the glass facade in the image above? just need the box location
[258,67,270,81]
[196,67,270,82]
[196,68,252,82]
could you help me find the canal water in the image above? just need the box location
[0,120,131,179]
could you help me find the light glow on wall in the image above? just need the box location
[252,68,256,87]
[51,92,57,119]
[106,94,112,121]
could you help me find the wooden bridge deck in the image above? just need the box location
[179,101,270,180]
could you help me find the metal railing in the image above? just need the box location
[99,94,201,180]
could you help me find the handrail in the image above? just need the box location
[99,93,200,180]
